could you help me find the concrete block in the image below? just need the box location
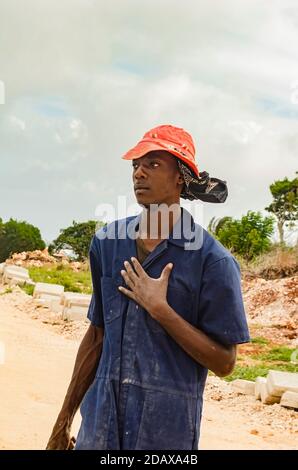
[267,370,298,398]
[4,265,29,276]
[255,377,267,400]
[49,298,63,313]
[33,296,63,312]
[36,293,59,302]
[34,298,49,307]
[33,282,64,298]
[64,294,91,308]
[33,283,64,310]
[231,379,256,396]
[8,276,27,287]
[280,391,298,409]
[60,292,85,305]
[4,274,28,285]
[61,293,91,321]
[62,305,89,321]
[3,265,30,284]
[260,381,280,405]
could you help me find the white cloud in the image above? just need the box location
[9,115,26,131]
[0,0,297,241]
[225,120,264,144]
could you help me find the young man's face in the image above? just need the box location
[132,150,184,207]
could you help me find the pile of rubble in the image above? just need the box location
[242,276,298,344]
[4,249,83,271]
[5,248,58,267]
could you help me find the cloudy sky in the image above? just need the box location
[0,0,298,243]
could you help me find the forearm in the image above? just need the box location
[154,303,236,377]
[57,325,104,424]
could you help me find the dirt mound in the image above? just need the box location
[5,248,57,267]
[5,249,85,271]
[242,276,298,345]
[246,246,298,280]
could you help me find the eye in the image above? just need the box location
[150,161,160,168]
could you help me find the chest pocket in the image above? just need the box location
[146,284,194,334]
[100,276,122,323]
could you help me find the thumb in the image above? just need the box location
[161,263,173,280]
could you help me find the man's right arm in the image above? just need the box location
[46,323,104,450]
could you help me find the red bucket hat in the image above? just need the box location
[122,124,199,177]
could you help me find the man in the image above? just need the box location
[46,124,250,450]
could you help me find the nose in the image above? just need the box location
[133,162,147,180]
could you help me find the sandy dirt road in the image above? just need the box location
[0,295,297,450]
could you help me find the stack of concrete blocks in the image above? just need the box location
[232,370,298,410]
[0,263,90,322]
[265,370,298,409]
[2,265,31,286]
[61,292,91,321]
[33,282,64,312]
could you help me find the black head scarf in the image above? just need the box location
[177,160,228,203]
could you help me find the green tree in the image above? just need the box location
[49,220,106,261]
[265,173,298,244]
[210,211,275,261]
[0,218,46,262]
[207,216,232,237]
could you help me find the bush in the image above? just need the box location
[214,211,275,261]
[0,218,45,262]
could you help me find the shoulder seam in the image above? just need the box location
[205,255,232,271]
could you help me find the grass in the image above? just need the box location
[225,362,298,382]
[251,336,269,345]
[0,287,13,295]
[224,365,269,382]
[238,243,298,279]
[21,284,35,296]
[221,336,298,382]
[27,264,92,294]
[252,346,296,362]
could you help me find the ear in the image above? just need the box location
[177,175,185,195]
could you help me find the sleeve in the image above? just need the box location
[197,256,250,345]
[87,235,104,328]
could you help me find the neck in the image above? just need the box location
[139,203,181,240]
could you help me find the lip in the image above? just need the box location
[134,187,150,191]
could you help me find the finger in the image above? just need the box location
[160,263,173,281]
[130,257,147,277]
[123,260,138,282]
[67,437,76,450]
[121,269,135,289]
[118,285,136,301]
